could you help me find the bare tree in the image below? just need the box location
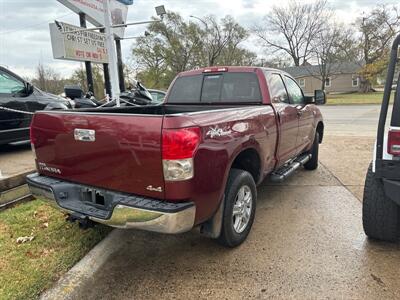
[195,15,248,66]
[309,24,353,90]
[36,63,47,91]
[253,0,330,66]
[33,63,64,94]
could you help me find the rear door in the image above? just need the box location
[31,111,165,199]
[265,72,299,165]
[283,76,314,152]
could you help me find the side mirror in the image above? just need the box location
[25,82,34,95]
[314,90,326,105]
[11,83,31,97]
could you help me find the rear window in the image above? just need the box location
[168,72,261,103]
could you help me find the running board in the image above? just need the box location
[270,154,312,183]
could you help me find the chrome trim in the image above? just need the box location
[90,204,195,234]
[28,183,195,234]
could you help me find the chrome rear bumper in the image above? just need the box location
[27,173,195,234]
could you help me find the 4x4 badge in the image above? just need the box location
[146,185,162,192]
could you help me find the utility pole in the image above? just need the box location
[79,13,94,94]
[115,38,126,92]
[103,0,120,106]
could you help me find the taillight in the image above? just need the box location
[388,128,400,156]
[162,127,201,181]
[162,127,201,159]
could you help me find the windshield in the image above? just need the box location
[168,72,261,103]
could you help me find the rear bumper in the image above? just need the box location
[26,173,195,234]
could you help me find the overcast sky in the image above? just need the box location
[0,0,398,79]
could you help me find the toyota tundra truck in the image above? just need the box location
[27,66,325,247]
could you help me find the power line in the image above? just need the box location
[0,12,74,35]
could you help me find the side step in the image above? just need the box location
[270,154,312,183]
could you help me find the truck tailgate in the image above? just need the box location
[31,112,165,199]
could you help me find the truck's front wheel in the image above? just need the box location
[218,169,256,248]
[363,163,400,242]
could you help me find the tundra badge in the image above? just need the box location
[74,129,95,142]
[38,162,61,174]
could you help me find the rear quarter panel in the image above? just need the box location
[163,106,277,224]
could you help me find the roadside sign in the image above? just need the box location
[57,0,129,37]
[49,21,109,64]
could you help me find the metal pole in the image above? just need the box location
[115,38,125,92]
[103,0,120,106]
[79,13,94,94]
[100,28,112,98]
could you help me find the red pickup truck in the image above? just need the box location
[27,66,325,247]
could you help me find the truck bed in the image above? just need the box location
[80,104,254,115]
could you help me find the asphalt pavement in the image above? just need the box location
[319,104,391,136]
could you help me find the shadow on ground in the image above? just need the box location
[71,165,400,300]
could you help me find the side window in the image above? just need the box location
[266,73,289,104]
[0,70,25,94]
[284,76,304,105]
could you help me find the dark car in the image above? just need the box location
[148,89,166,104]
[0,66,72,145]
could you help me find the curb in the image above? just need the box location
[0,170,35,209]
[40,229,126,300]
[0,170,35,192]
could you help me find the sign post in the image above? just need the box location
[79,13,94,94]
[103,0,120,106]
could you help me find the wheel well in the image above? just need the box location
[231,148,261,183]
[316,122,324,143]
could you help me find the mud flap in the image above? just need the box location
[200,195,225,239]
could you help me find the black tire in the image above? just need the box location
[304,132,319,170]
[217,169,257,248]
[363,163,400,242]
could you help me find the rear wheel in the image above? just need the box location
[363,163,400,242]
[304,132,319,170]
[217,169,256,248]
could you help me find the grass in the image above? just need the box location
[326,91,394,105]
[0,199,111,300]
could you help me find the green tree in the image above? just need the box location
[70,64,106,99]
[131,11,255,89]
[357,5,400,92]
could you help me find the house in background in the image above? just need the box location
[282,62,362,94]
